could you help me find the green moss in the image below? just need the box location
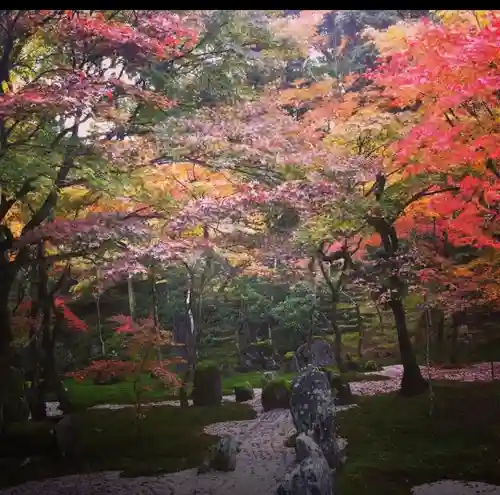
[337,381,500,494]
[233,381,254,402]
[192,364,222,406]
[284,351,295,360]
[363,360,379,372]
[254,339,272,347]
[0,403,255,488]
[234,381,252,391]
[221,371,297,394]
[63,374,174,410]
[63,369,389,410]
[196,360,220,370]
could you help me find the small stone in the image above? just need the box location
[197,435,240,474]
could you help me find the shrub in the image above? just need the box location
[363,360,380,372]
[284,351,295,360]
[261,370,279,386]
[234,381,254,402]
[261,378,290,412]
[192,364,222,406]
[319,367,355,406]
[2,367,29,424]
[197,360,220,370]
[345,354,362,371]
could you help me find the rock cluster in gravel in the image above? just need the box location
[3,363,499,494]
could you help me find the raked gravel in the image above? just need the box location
[3,364,500,494]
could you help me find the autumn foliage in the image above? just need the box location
[67,315,181,389]
[370,12,500,250]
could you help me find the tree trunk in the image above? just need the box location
[127,274,136,320]
[182,265,198,408]
[0,264,16,427]
[389,299,429,396]
[150,266,162,360]
[450,323,459,365]
[449,311,464,365]
[95,293,105,357]
[331,302,345,372]
[357,323,365,359]
[375,303,384,334]
[95,268,105,357]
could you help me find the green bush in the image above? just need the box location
[363,360,380,372]
[345,354,362,371]
[234,381,254,402]
[197,360,220,370]
[284,351,295,360]
[2,367,29,425]
[192,364,222,406]
[319,367,355,406]
[261,378,290,412]
[235,381,252,390]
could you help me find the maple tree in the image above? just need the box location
[153,11,497,394]
[370,12,500,251]
[67,315,181,424]
[2,9,499,421]
[0,10,203,423]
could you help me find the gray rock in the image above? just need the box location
[296,340,336,369]
[290,366,339,468]
[198,434,240,474]
[264,357,280,370]
[263,371,279,382]
[240,342,279,371]
[277,434,333,495]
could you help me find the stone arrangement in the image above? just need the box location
[278,365,342,495]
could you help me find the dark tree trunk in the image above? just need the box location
[449,311,465,365]
[0,259,16,355]
[435,310,445,344]
[0,264,17,429]
[389,299,429,396]
[332,319,345,372]
[450,323,459,365]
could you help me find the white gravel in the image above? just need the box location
[0,388,353,495]
[4,367,500,494]
[412,481,500,494]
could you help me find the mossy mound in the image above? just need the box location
[233,381,254,402]
[192,364,222,407]
[261,378,290,412]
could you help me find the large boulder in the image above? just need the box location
[277,433,333,495]
[198,434,240,474]
[295,339,336,369]
[2,367,29,424]
[261,378,291,412]
[192,364,222,406]
[290,365,339,468]
[239,341,279,371]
